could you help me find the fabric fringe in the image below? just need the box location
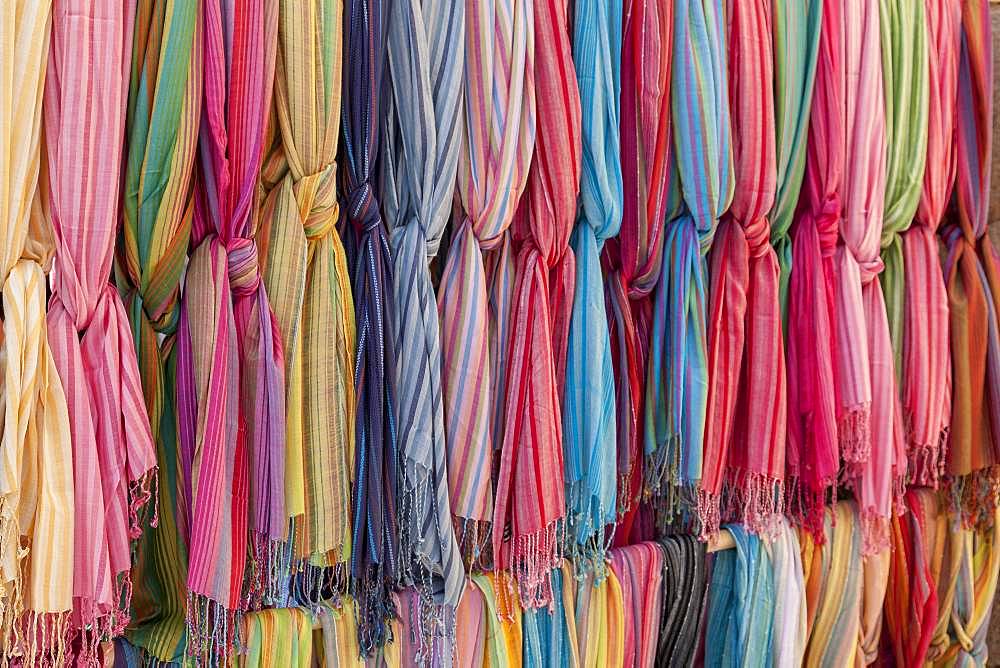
[455,516,492,572]
[184,593,241,666]
[642,435,679,500]
[838,403,872,470]
[947,467,1000,530]
[905,416,948,487]
[698,471,784,541]
[246,532,291,609]
[857,506,891,557]
[352,563,397,658]
[785,475,835,542]
[7,611,71,668]
[507,520,562,611]
[404,586,456,668]
[128,468,159,542]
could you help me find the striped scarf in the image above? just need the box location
[835,0,896,555]
[44,0,158,657]
[381,0,465,651]
[902,0,959,488]
[574,569,624,668]
[608,0,677,546]
[0,1,74,663]
[655,535,706,665]
[563,0,621,571]
[341,0,398,655]
[455,574,523,668]
[439,0,534,569]
[786,0,842,539]
[943,0,1000,523]
[521,563,580,667]
[174,0,282,659]
[256,0,355,598]
[768,517,807,667]
[609,544,662,668]
[701,0,784,538]
[119,0,201,661]
[648,0,733,519]
[492,0,579,609]
[241,608,312,667]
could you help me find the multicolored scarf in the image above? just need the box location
[647,0,733,519]
[439,0,534,568]
[564,0,621,570]
[44,0,157,657]
[241,608,312,667]
[785,0,839,539]
[341,0,398,654]
[521,562,580,667]
[380,0,465,649]
[492,0,580,608]
[176,0,284,657]
[901,0,959,488]
[767,517,807,667]
[701,0,783,538]
[655,535,706,666]
[574,569,624,668]
[119,0,201,660]
[314,600,362,667]
[609,544,662,668]
[455,574,523,668]
[256,0,355,597]
[0,1,74,663]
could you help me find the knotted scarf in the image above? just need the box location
[609,544,662,668]
[256,0,355,597]
[943,0,1000,524]
[701,0,783,539]
[118,0,201,660]
[241,608,312,668]
[655,535,706,666]
[175,0,283,658]
[492,0,580,609]
[802,502,863,668]
[835,0,896,555]
[607,0,677,545]
[564,0,621,571]
[574,569,624,668]
[705,525,775,667]
[0,1,74,663]
[341,0,398,654]
[785,0,841,540]
[380,0,466,650]
[439,0,534,568]
[902,0,959,488]
[768,517,807,667]
[647,0,734,519]
[44,0,158,657]
[521,562,580,668]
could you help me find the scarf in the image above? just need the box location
[901,0,959,488]
[0,0,74,663]
[701,0,783,538]
[943,0,1000,523]
[380,0,465,646]
[574,569,624,668]
[606,0,677,545]
[768,517,807,667]
[705,525,775,667]
[802,502,863,668]
[119,0,201,660]
[647,0,734,520]
[521,563,580,668]
[256,0,355,597]
[341,0,399,654]
[835,0,896,555]
[439,0,534,569]
[784,0,840,539]
[479,574,523,668]
[563,0,621,569]
[175,0,282,658]
[883,489,941,667]
[315,601,363,667]
[656,535,706,665]
[241,608,312,668]
[44,0,158,656]
[609,544,663,668]
[492,0,579,609]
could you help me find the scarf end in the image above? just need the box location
[246,531,292,609]
[128,467,158,540]
[507,519,563,612]
[857,506,891,557]
[905,423,948,488]
[405,587,456,668]
[838,404,872,469]
[4,609,71,668]
[351,563,397,658]
[184,592,242,665]
[454,516,492,572]
[785,476,835,543]
[642,435,679,500]
[718,470,784,540]
[947,467,1000,530]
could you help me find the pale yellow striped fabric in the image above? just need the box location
[0,0,74,660]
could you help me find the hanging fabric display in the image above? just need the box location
[609,544,663,668]
[241,608,312,668]
[768,517,807,667]
[521,562,580,667]
[44,0,158,659]
[655,535,706,665]
[575,569,625,668]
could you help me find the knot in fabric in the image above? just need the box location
[348,182,381,234]
[815,195,842,251]
[743,216,772,258]
[858,255,885,286]
[226,237,261,297]
[297,163,340,242]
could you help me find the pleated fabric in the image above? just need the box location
[174,0,282,659]
[380,0,465,649]
[119,0,201,660]
[609,544,662,668]
[802,502,863,668]
[438,0,534,568]
[835,0,897,556]
[0,1,74,663]
[943,0,1000,524]
[785,0,841,539]
[563,0,621,569]
[256,0,355,595]
[492,0,580,609]
[521,563,580,668]
[574,569,625,668]
[647,0,734,516]
[901,0,959,487]
[768,517,807,667]
[44,0,158,657]
[655,535,707,666]
[701,0,783,538]
[608,0,677,545]
[241,608,312,668]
